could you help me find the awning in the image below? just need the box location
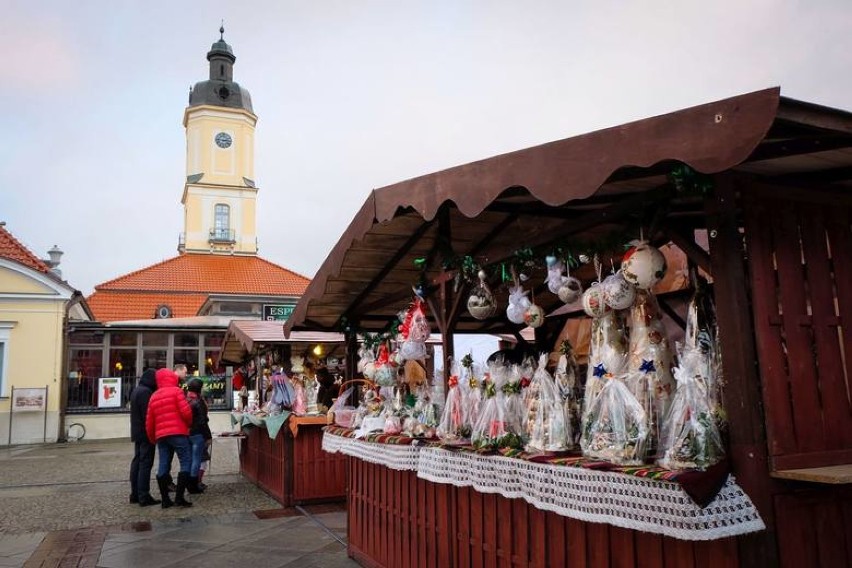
[283,87,852,335]
[219,319,345,364]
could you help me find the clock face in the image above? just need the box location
[215,132,232,149]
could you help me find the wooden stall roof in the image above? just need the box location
[220,319,344,363]
[284,87,852,335]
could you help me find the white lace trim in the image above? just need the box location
[416,446,765,541]
[321,430,420,471]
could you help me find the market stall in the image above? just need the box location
[220,321,348,506]
[285,87,852,567]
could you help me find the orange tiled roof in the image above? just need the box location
[86,291,210,322]
[87,253,310,322]
[0,225,51,273]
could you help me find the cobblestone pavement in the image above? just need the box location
[0,439,356,567]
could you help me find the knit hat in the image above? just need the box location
[187,378,204,394]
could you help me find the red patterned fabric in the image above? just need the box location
[146,369,192,443]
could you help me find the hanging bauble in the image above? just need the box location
[602,271,637,310]
[582,283,610,318]
[363,361,377,380]
[507,302,527,325]
[524,304,546,328]
[468,272,497,320]
[622,241,667,289]
[557,277,583,304]
[506,284,531,325]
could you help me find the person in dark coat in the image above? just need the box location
[316,367,337,411]
[186,378,212,494]
[129,369,160,506]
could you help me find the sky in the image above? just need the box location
[1,1,851,297]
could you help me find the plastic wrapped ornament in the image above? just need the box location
[546,258,569,294]
[581,283,610,318]
[622,241,667,289]
[557,277,583,304]
[506,284,531,325]
[602,270,636,310]
[524,304,545,328]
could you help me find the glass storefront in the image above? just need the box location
[67,330,229,412]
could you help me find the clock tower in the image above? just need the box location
[180,27,258,255]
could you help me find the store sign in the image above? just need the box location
[263,304,295,321]
[97,377,122,408]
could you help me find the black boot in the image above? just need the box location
[138,493,161,507]
[156,476,174,509]
[186,476,204,494]
[174,472,193,507]
[165,473,176,492]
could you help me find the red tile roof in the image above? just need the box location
[86,291,209,322]
[87,253,311,322]
[0,225,51,273]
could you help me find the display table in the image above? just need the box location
[323,428,765,567]
[238,415,346,506]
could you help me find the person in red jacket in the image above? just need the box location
[146,368,193,508]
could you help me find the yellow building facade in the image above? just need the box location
[0,234,89,445]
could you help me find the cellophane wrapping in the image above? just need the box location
[580,311,628,450]
[581,375,649,465]
[625,289,676,460]
[471,362,524,450]
[657,349,725,470]
[525,354,572,452]
[554,343,582,447]
[437,359,468,441]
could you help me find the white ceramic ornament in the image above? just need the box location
[524,304,546,328]
[582,284,610,318]
[557,277,583,304]
[602,271,636,310]
[363,362,377,380]
[621,242,667,289]
[507,303,527,325]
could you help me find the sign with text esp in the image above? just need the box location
[263,304,295,321]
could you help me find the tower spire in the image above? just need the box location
[219,21,224,40]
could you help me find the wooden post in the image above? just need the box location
[705,173,778,566]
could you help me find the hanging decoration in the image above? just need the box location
[621,241,668,289]
[602,270,636,310]
[398,297,431,361]
[467,269,498,320]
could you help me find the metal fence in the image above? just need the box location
[66,375,231,413]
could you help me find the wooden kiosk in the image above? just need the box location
[220,321,347,506]
[284,88,852,567]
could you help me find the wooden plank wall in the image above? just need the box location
[346,456,739,568]
[744,192,852,471]
[239,427,260,484]
[291,425,346,503]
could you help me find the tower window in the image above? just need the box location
[220,64,224,77]
[211,204,232,242]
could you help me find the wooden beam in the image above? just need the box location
[746,135,852,162]
[665,226,712,274]
[477,185,672,271]
[705,173,777,566]
[335,217,436,328]
[656,296,686,331]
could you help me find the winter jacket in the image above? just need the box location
[130,369,157,442]
[187,391,212,440]
[146,369,192,443]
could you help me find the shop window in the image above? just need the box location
[203,333,224,348]
[141,332,169,347]
[69,330,104,345]
[109,331,138,347]
[174,349,200,375]
[67,348,103,409]
[109,349,137,379]
[142,349,167,371]
[174,333,199,347]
